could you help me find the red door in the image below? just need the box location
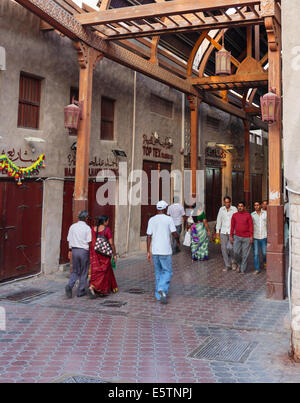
[0,181,43,282]
[59,180,116,264]
[140,161,171,236]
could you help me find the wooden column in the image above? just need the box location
[188,95,200,200]
[73,42,103,222]
[243,119,251,209]
[265,15,285,300]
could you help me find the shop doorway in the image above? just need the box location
[205,167,222,222]
[0,181,43,282]
[59,180,115,264]
[140,160,171,236]
[232,171,244,208]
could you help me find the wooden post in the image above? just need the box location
[243,119,251,209]
[73,42,103,222]
[265,15,285,300]
[188,95,200,200]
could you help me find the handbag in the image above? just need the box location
[183,230,191,247]
[94,228,113,257]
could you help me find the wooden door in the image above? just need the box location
[140,161,171,236]
[232,171,244,208]
[0,181,42,282]
[251,174,262,208]
[205,167,222,222]
[59,180,116,264]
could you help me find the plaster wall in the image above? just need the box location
[0,0,184,273]
[282,0,300,360]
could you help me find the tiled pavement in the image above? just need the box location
[0,243,299,383]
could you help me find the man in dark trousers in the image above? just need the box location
[230,201,253,274]
[65,210,92,298]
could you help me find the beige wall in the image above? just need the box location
[282,0,300,360]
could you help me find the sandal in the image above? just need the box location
[87,287,97,299]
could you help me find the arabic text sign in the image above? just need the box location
[0,307,6,331]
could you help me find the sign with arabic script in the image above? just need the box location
[1,148,38,164]
[142,133,174,161]
[65,153,118,178]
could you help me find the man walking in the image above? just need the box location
[147,200,180,304]
[65,210,92,298]
[251,201,267,275]
[230,202,253,274]
[262,200,268,212]
[167,196,186,254]
[216,196,238,272]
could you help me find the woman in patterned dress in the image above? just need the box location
[188,203,211,261]
[88,215,118,298]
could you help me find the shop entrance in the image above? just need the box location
[59,180,115,264]
[205,167,222,222]
[0,181,43,282]
[140,160,171,236]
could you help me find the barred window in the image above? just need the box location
[18,73,42,129]
[150,93,173,118]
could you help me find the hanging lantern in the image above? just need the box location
[215,31,231,76]
[260,88,280,124]
[64,98,83,130]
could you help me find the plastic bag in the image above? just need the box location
[183,230,191,247]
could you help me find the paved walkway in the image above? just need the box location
[0,243,299,383]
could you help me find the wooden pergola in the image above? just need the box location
[15,0,284,299]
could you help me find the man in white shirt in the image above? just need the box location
[65,210,92,298]
[147,200,180,304]
[216,196,238,272]
[251,201,267,275]
[167,196,186,254]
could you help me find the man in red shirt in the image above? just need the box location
[230,201,253,274]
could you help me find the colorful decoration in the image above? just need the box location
[0,153,46,185]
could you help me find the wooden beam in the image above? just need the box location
[75,0,261,26]
[188,96,200,199]
[73,42,103,222]
[190,72,268,86]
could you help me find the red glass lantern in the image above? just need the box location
[64,98,83,130]
[260,89,280,124]
[215,31,231,76]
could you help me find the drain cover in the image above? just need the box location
[0,288,52,303]
[127,288,146,294]
[189,337,258,363]
[99,301,127,308]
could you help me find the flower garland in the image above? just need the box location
[0,154,46,185]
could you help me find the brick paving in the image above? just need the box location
[0,243,299,383]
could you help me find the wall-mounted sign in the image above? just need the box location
[142,133,173,161]
[65,152,118,178]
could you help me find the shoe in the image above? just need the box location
[87,288,97,299]
[223,267,231,272]
[254,270,261,275]
[232,263,237,271]
[65,285,72,299]
[158,290,167,304]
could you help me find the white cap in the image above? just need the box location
[156,200,168,210]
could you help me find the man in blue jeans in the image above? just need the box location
[251,201,267,275]
[147,200,180,304]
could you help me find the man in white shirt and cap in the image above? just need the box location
[65,210,92,298]
[167,196,186,254]
[147,200,180,304]
[216,196,238,272]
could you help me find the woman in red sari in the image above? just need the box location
[88,215,118,299]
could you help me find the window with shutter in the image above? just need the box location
[18,73,42,129]
[100,97,115,140]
